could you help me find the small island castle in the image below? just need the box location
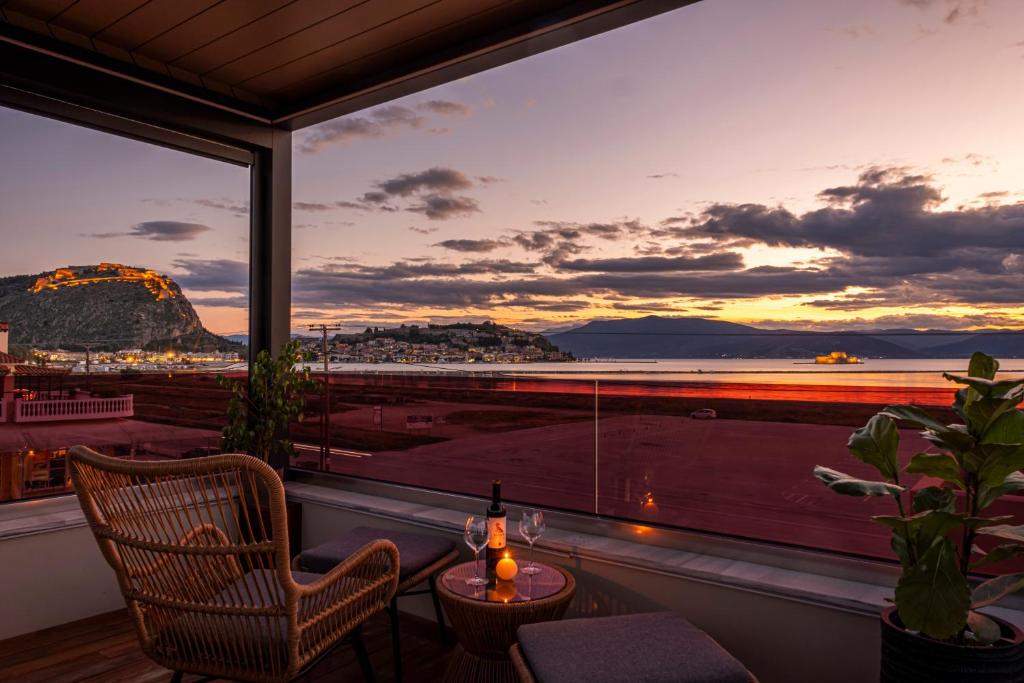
[814,351,863,365]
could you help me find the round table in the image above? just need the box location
[437,560,576,683]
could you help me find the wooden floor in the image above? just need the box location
[0,608,454,683]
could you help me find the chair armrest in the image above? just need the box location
[292,539,400,662]
[295,538,399,600]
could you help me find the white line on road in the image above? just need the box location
[295,443,372,459]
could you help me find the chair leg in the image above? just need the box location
[388,596,403,683]
[351,625,375,683]
[428,574,449,645]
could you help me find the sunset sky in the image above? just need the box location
[2,0,1024,336]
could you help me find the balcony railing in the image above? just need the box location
[287,371,981,562]
[14,396,134,423]
[0,398,5,423]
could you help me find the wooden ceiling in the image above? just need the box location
[0,0,692,129]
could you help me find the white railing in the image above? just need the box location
[14,395,134,423]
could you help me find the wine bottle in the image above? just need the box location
[485,479,507,581]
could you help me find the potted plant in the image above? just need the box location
[814,351,1024,681]
[218,340,317,468]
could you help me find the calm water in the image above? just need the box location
[307,358,1024,389]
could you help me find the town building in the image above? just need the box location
[0,322,217,501]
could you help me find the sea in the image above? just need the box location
[304,358,1024,389]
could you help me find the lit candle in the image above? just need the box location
[496,551,518,581]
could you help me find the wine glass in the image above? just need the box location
[464,516,490,586]
[519,509,545,575]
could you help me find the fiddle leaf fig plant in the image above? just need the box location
[814,351,1024,644]
[218,340,318,464]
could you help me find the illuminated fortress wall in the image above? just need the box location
[30,263,176,301]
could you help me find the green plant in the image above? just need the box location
[218,340,317,463]
[814,351,1024,644]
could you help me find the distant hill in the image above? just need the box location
[545,316,1024,359]
[0,263,242,352]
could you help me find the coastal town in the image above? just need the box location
[302,322,571,365]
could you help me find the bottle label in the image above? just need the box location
[487,517,506,549]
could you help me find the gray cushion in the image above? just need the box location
[211,568,322,607]
[517,612,752,683]
[151,569,325,666]
[299,526,456,583]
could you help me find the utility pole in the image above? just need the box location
[308,324,342,471]
[83,344,92,392]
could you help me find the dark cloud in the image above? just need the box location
[360,191,391,204]
[416,100,473,118]
[899,0,987,24]
[756,312,1021,332]
[172,258,248,293]
[291,310,336,320]
[290,261,851,310]
[942,152,989,166]
[286,166,1024,314]
[610,301,686,312]
[557,252,744,273]
[90,221,213,241]
[376,167,473,197]
[434,239,506,253]
[335,167,484,220]
[409,226,439,235]
[335,200,374,211]
[293,201,335,212]
[408,194,480,220]
[508,219,647,264]
[646,172,679,179]
[299,105,425,153]
[659,216,690,226]
[189,296,248,308]
[194,198,249,217]
[300,100,472,153]
[681,167,1024,259]
[501,299,592,312]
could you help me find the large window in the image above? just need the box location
[289,0,1024,560]
[0,107,249,502]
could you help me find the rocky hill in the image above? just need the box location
[546,315,1023,359]
[0,263,239,352]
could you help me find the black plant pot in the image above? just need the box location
[881,606,1024,682]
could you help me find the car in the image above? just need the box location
[690,408,717,420]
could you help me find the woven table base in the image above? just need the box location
[437,563,575,683]
[444,644,518,683]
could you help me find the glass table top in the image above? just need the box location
[442,561,567,603]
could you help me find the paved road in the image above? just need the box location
[302,413,939,558]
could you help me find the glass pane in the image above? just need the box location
[0,107,249,502]
[292,370,600,512]
[595,366,957,558]
[289,0,1024,564]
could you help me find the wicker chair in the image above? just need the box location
[68,446,400,683]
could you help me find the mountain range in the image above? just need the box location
[0,264,241,352]
[544,316,1024,359]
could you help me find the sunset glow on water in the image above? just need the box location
[311,358,1024,407]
